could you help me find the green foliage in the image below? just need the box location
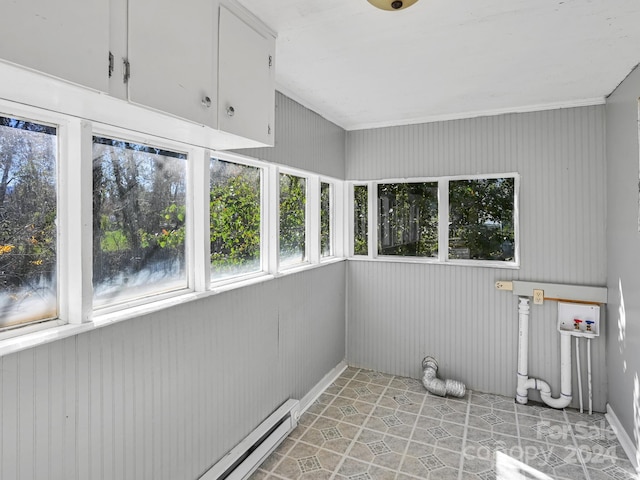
[377,182,438,257]
[449,178,515,260]
[92,139,187,292]
[279,174,306,261]
[320,183,331,256]
[353,185,368,255]
[210,172,260,272]
[138,203,186,250]
[0,119,57,288]
[162,204,187,248]
[101,229,129,252]
[356,178,515,261]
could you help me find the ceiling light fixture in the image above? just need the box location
[367,0,419,11]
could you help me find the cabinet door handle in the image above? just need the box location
[226,106,235,117]
[202,96,212,108]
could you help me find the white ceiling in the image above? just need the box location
[236,0,640,131]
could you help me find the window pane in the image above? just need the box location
[320,182,331,257]
[210,158,261,280]
[353,185,368,255]
[449,178,515,261]
[378,182,438,257]
[93,137,187,307]
[279,173,306,267]
[0,116,57,329]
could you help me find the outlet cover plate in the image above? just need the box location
[533,289,544,305]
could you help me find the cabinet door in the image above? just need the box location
[128,0,217,127]
[108,0,128,100]
[218,6,275,146]
[0,0,109,92]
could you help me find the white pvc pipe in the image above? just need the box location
[538,332,572,409]
[588,338,593,415]
[576,337,583,413]
[515,296,572,409]
[516,297,530,404]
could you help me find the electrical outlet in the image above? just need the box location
[533,289,544,305]
[495,281,513,291]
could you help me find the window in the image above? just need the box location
[210,158,261,281]
[449,177,515,261]
[0,116,57,330]
[0,103,347,345]
[279,173,306,267]
[352,174,518,266]
[378,182,438,257]
[320,182,332,257]
[92,137,188,307]
[353,185,368,256]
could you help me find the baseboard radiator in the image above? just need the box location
[200,399,301,480]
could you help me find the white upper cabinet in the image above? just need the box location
[0,0,275,148]
[0,0,110,92]
[218,5,275,146]
[127,0,218,128]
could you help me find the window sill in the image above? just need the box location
[276,256,345,277]
[0,259,346,358]
[0,322,93,358]
[348,256,520,269]
[211,272,275,294]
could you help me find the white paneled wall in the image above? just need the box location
[0,91,347,480]
[235,91,346,179]
[346,106,608,410]
[0,263,346,480]
[605,65,640,450]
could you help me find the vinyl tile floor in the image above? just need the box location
[249,367,638,480]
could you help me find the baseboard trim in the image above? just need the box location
[200,361,347,480]
[606,403,640,474]
[299,360,348,414]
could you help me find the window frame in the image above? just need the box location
[349,172,520,268]
[376,180,439,259]
[447,175,518,266]
[207,151,267,289]
[277,167,310,271]
[90,124,196,316]
[319,179,335,259]
[0,107,63,337]
[349,182,372,257]
[0,95,347,353]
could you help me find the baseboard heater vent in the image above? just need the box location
[200,399,300,480]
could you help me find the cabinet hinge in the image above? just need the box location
[123,59,131,84]
[268,124,271,135]
[268,55,273,68]
[108,51,114,78]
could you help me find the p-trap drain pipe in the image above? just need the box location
[516,296,572,409]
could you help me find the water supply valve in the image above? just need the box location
[557,302,600,338]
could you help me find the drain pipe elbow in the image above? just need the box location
[421,357,466,398]
[538,333,573,409]
[538,380,572,409]
[515,296,573,410]
[523,377,572,410]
